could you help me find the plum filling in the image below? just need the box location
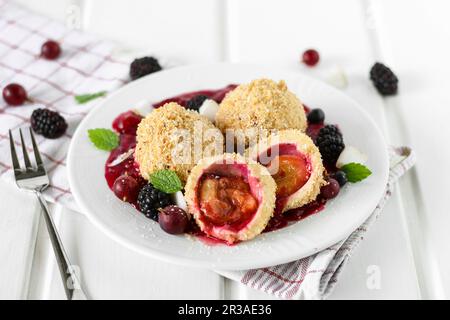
[198,175,258,227]
[268,155,311,198]
[261,144,312,199]
[194,163,262,233]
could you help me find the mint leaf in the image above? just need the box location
[150,170,183,194]
[341,163,372,183]
[88,128,119,151]
[75,91,107,104]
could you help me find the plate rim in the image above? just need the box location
[67,62,389,270]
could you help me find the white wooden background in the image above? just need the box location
[1,0,450,299]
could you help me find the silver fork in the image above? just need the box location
[9,128,87,300]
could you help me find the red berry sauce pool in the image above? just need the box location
[153,84,238,108]
[104,85,338,244]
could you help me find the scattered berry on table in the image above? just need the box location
[158,205,189,235]
[321,178,340,199]
[316,125,345,166]
[2,83,28,106]
[113,175,140,203]
[137,184,173,221]
[185,95,209,111]
[302,49,320,67]
[332,171,348,187]
[41,40,61,60]
[370,62,398,95]
[112,110,143,135]
[31,108,68,139]
[130,56,162,80]
[307,108,325,124]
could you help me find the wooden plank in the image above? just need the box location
[14,0,77,22]
[370,0,450,298]
[223,0,420,299]
[29,206,224,299]
[82,0,224,63]
[0,181,40,299]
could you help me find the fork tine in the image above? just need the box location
[29,128,44,168]
[8,130,21,171]
[19,128,33,169]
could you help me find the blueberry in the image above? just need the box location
[307,108,325,124]
[186,95,209,111]
[332,171,347,187]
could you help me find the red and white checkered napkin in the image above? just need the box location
[0,0,130,211]
[217,147,416,300]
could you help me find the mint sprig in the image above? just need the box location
[75,91,107,104]
[88,128,119,151]
[341,163,372,183]
[150,170,183,194]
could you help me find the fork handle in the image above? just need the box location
[35,191,87,300]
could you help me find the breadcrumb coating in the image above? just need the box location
[247,130,326,213]
[184,153,276,244]
[216,79,307,146]
[135,103,223,183]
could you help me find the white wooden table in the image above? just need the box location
[1,0,449,299]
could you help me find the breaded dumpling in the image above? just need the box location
[135,103,223,183]
[184,153,276,244]
[216,79,307,146]
[247,130,326,213]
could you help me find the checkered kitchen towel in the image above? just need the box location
[0,0,132,211]
[217,147,416,300]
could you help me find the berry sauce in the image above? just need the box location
[153,84,238,108]
[104,87,339,244]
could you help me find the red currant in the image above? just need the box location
[302,49,320,67]
[112,175,140,203]
[2,83,28,106]
[159,205,189,235]
[320,178,340,199]
[41,40,61,60]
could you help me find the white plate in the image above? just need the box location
[67,63,389,270]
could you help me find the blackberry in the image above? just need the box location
[137,184,173,221]
[370,62,398,95]
[130,57,162,80]
[316,125,345,166]
[31,108,67,139]
[185,95,209,111]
